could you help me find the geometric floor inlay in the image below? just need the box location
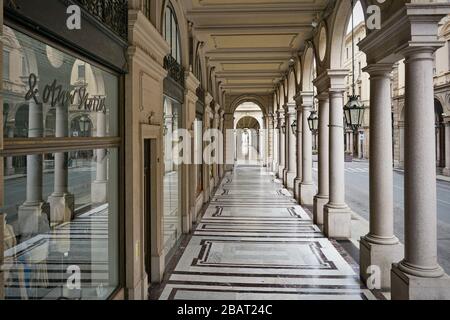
[158,166,377,300]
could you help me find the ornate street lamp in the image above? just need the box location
[308,110,319,133]
[79,115,90,137]
[344,0,365,132]
[291,120,297,135]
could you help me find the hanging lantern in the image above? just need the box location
[291,120,297,135]
[344,95,365,131]
[344,0,366,133]
[308,110,319,133]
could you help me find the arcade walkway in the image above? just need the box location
[158,166,378,300]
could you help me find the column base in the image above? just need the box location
[48,193,74,226]
[360,236,403,290]
[299,183,315,206]
[313,195,328,226]
[294,178,302,201]
[183,213,192,234]
[150,254,165,284]
[443,167,450,177]
[92,180,108,204]
[324,204,352,240]
[18,202,49,239]
[277,166,284,180]
[391,264,450,300]
[286,171,296,189]
[283,169,288,186]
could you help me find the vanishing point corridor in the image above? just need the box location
[158,166,377,300]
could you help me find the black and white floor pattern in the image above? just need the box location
[159,166,377,300]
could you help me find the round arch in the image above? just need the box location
[287,70,296,103]
[236,116,261,130]
[328,0,369,69]
[302,44,317,92]
[229,95,268,116]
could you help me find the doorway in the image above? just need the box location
[144,139,156,282]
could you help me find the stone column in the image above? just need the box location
[219,112,225,179]
[299,93,315,206]
[392,46,450,300]
[267,114,274,171]
[273,116,279,173]
[277,111,285,179]
[399,121,405,169]
[48,103,74,225]
[92,110,108,204]
[360,64,403,290]
[324,70,352,240]
[203,105,212,203]
[223,113,235,172]
[293,95,303,200]
[313,92,330,226]
[443,118,450,176]
[285,103,297,189]
[18,100,46,238]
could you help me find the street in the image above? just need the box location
[313,160,450,274]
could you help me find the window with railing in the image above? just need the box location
[74,0,128,40]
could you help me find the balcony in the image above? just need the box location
[164,54,185,88]
[74,0,128,40]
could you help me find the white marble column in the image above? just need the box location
[299,93,315,206]
[360,64,403,290]
[267,114,274,171]
[277,111,285,179]
[443,118,450,176]
[18,100,46,238]
[285,104,297,189]
[273,117,279,173]
[324,70,352,239]
[92,111,108,204]
[223,113,235,172]
[219,114,225,179]
[392,47,450,300]
[313,93,330,226]
[48,103,74,225]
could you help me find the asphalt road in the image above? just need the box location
[313,160,450,274]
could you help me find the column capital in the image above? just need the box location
[294,91,314,110]
[363,64,394,78]
[284,103,296,114]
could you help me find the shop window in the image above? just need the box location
[1,26,121,300]
[162,96,182,262]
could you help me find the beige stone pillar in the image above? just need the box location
[293,94,303,200]
[324,70,352,240]
[443,118,450,176]
[313,92,330,226]
[92,110,108,204]
[273,116,279,173]
[299,93,315,206]
[218,111,225,179]
[223,113,235,172]
[392,46,450,300]
[277,110,285,179]
[203,96,213,203]
[284,103,296,189]
[360,64,403,290]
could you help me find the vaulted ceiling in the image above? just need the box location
[185,0,330,95]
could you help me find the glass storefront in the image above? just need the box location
[162,96,182,261]
[1,26,121,300]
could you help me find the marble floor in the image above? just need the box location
[158,166,378,300]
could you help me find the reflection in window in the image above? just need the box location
[2,26,118,140]
[163,97,182,262]
[1,149,119,300]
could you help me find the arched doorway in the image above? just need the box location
[234,102,264,166]
[435,99,446,169]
